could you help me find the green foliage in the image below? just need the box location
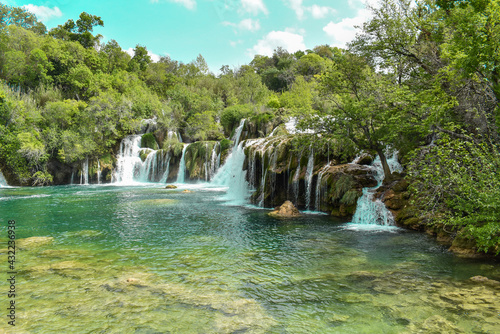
[49,12,104,48]
[333,175,355,201]
[220,104,253,135]
[408,135,500,254]
[141,133,158,150]
[0,4,46,34]
[220,139,232,153]
[185,110,224,141]
[340,189,360,206]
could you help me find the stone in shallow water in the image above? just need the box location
[268,200,301,218]
[165,185,177,189]
[39,249,92,258]
[135,198,178,205]
[403,315,465,334]
[17,236,54,250]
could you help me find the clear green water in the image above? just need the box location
[1,185,499,333]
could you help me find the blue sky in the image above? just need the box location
[6,0,376,72]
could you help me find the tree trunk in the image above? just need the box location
[376,149,393,183]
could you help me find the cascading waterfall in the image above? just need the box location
[97,160,101,184]
[292,153,302,205]
[113,135,143,184]
[305,149,315,210]
[257,150,268,207]
[351,153,403,225]
[176,145,188,183]
[208,143,220,181]
[0,170,9,187]
[159,151,171,183]
[80,157,89,185]
[269,149,279,205]
[138,150,158,182]
[211,119,250,204]
[315,164,331,211]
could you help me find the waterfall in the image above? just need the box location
[351,153,402,225]
[81,157,89,185]
[97,160,101,184]
[0,170,9,187]
[208,143,219,181]
[269,149,279,205]
[211,119,250,204]
[159,151,171,183]
[293,153,302,205]
[113,135,143,184]
[305,149,314,210]
[233,118,246,146]
[139,150,158,182]
[211,142,249,205]
[257,150,267,207]
[315,164,330,211]
[176,145,188,183]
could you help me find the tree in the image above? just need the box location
[309,52,420,181]
[49,12,103,48]
[128,45,151,72]
[0,4,46,34]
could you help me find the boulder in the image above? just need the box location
[268,200,301,218]
[17,236,54,250]
[165,185,177,189]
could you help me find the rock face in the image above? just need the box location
[268,200,301,218]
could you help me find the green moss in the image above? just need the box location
[141,133,159,150]
[220,139,232,153]
[341,189,360,206]
[140,149,153,162]
[333,175,355,201]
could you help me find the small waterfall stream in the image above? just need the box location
[97,160,101,184]
[80,157,89,185]
[351,153,402,225]
[176,145,188,183]
[113,135,143,184]
[0,170,9,187]
[210,119,250,204]
[305,149,314,210]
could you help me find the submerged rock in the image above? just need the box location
[268,200,301,218]
[17,236,54,250]
[182,189,194,193]
[165,185,177,189]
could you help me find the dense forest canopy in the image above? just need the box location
[0,0,499,253]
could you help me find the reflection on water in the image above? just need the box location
[1,185,499,333]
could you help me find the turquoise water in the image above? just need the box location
[1,185,499,333]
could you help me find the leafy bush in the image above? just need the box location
[408,135,500,254]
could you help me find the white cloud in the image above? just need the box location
[323,0,373,48]
[151,0,196,10]
[223,18,261,32]
[22,5,62,22]
[248,30,306,57]
[285,1,335,20]
[230,40,243,47]
[289,0,305,20]
[310,5,333,19]
[125,48,161,63]
[240,0,268,15]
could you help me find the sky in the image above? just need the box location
[5,0,376,73]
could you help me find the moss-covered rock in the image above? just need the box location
[141,133,159,150]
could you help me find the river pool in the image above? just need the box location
[1,184,499,333]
